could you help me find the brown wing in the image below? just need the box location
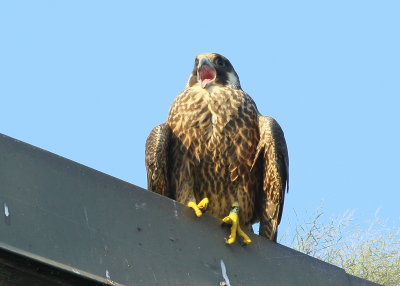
[145,122,172,198]
[254,116,289,241]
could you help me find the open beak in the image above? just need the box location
[198,58,216,88]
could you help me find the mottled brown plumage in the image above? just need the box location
[145,53,289,241]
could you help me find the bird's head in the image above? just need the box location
[186,53,241,89]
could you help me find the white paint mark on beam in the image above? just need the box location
[105,269,118,286]
[83,207,89,226]
[135,202,147,210]
[173,200,178,218]
[4,203,9,217]
[220,259,231,286]
[152,269,157,281]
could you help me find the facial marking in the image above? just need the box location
[227,72,239,87]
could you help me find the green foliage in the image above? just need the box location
[280,207,400,286]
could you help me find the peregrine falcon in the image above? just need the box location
[145,53,289,244]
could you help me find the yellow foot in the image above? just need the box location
[187,198,209,217]
[222,203,252,245]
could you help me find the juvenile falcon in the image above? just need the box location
[145,53,289,244]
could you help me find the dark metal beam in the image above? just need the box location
[0,133,381,286]
[0,244,110,286]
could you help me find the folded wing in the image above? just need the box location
[145,122,172,197]
[255,116,289,241]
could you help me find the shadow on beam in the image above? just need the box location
[0,134,381,286]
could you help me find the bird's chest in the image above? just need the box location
[195,96,235,138]
[169,87,244,153]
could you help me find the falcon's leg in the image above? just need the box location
[187,197,209,217]
[173,161,208,217]
[222,203,252,245]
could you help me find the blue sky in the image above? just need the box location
[1,1,399,237]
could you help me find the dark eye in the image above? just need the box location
[215,57,225,67]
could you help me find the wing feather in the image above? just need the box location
[145,122,172,198]
[256,116,289,241]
